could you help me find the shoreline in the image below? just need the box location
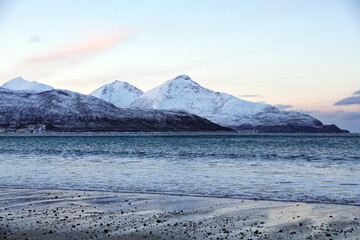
[1,188,359,239]
[0,132,357,135]
[1,187,359,207]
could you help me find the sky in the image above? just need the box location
[0,0,359,132]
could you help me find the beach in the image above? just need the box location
[1,188,359,240]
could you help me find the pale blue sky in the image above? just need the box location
[0,0,359,131]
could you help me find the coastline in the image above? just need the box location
[1,188,359,239]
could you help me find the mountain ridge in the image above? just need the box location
[0,76,349,133]
[0,87,231,132]
[131,75,348,133]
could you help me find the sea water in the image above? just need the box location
[0,133,359,205]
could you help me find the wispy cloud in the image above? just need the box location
[274,104,293,110]
[28,30,138,63]
[334,90,360,106]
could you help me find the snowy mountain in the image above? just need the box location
[90,80,143,107]
[0,87,231,133]
[131,75,348,133]
[1,77,54,92]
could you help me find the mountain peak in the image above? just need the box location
[1,77,54,92]
[112,80,134,88]
[113,80,126,84]
[7,77,27,84]
[174,75,191,81]
[90,80,143,108]
[12,76,25,81]
[165,75,199,89]
[131,75,265,119]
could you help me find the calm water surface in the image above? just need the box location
[0,133,359,205]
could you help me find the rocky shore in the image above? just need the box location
[1,188,359,239]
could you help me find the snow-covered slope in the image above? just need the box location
[90,81,143,107]
[0,87,231,132]
[2,77,54,92]
[131,75,347,133]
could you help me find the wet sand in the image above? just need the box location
[0,188,359,240]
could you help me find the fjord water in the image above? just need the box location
[0,133,359,205]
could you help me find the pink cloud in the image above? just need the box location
[29,30,137,63]
[0,48,16,56]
